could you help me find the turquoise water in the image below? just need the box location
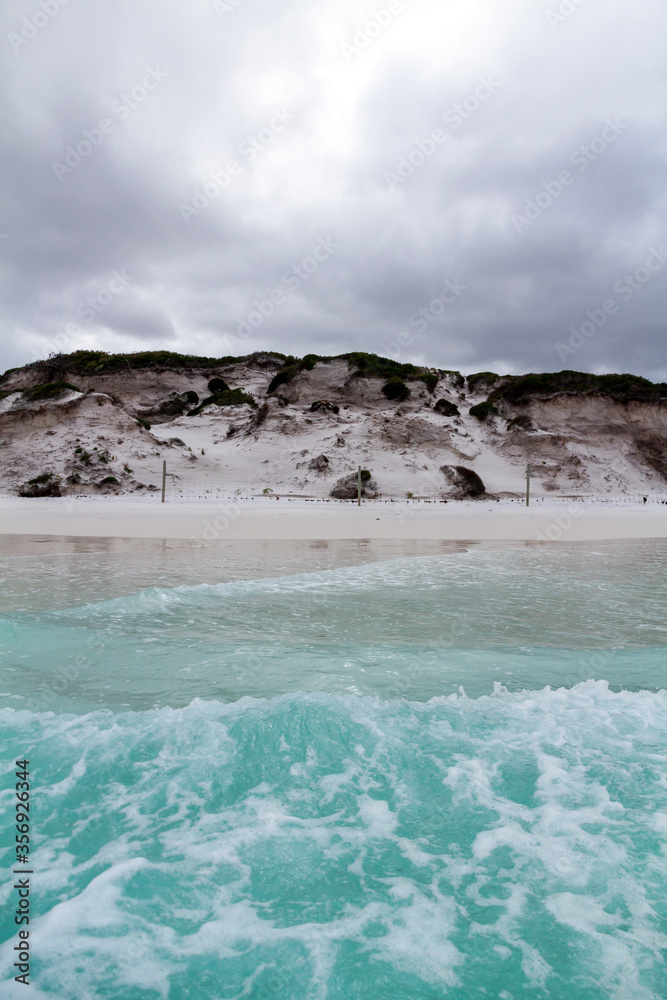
[0,539,666,998]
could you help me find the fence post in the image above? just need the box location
[357,465,362,506]
[161,460,166,503]
[526,463,531,507]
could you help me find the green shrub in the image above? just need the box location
[38,351,245,374]
[418,373,438,394]
[24,382,81,401]
[157,398,187,417]
[259,351,423,385]
[136,418,151,430]
[382,379,411,402]
[4,350,293,380]
[188,388,256,415]
[99,476,119,485]
[489,370,667,404]
[469,401,499,421]
[19,476,61,497]
[265,353,325,394]
[207,378,229,394]
[434,398,460,417]
[466,372,501,394]
[267,364,300,394]
[340,352,419,380]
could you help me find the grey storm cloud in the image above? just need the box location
[1,0,666,379]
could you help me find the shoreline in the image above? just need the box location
[0,495,665,542]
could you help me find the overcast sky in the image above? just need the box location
[1,0,666,380]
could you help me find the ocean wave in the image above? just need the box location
[1,683,666,998]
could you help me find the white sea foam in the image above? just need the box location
[1,684,665,997]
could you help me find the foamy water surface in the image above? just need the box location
[0,539,665,998]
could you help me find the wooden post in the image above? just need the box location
[357,465,362,506]
[526,462,531,507]
[161,460,166,503]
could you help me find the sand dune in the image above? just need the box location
[1,352,666,505]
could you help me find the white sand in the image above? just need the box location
[2,360,666,505]
[0,495,665,542]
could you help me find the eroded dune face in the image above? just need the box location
[0,354,665,498]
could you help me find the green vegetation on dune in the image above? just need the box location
[20,473,62,497]
[489,371,667,404]
[267,361,301,394]
[466,372,502,394]
[464,371,667,422]
[207,378,229,394]
[382,378,411,402]
[0,349,460,395]
[2,353,665,411]
[339,352,420,380]
[24,382,82,401]
[434,398,460,417]
[188,388,256,415]
[417,372,438,394]
[269,351,425,380]
[469,400,499,421]
[0,350,290,381]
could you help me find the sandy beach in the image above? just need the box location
[0,495,664,542]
